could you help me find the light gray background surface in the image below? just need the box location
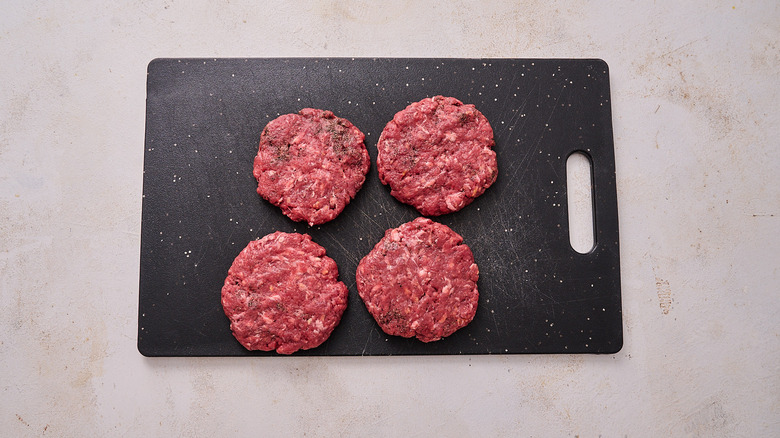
[1,1,778,436]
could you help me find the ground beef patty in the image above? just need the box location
[377,96,497,216]
[355,217,479,342]
[221,232,348,354]
[254,108,370,226]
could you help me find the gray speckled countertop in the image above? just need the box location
[2,1,778,436]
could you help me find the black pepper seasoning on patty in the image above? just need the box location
[356,217,479,342]
[377,96,497,216]
[254,108,370,226]
[222,232,348,354]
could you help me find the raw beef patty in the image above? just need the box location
[355,217,479,342]
[221,232,348,354]
[377,96,497,216]
[254,108,370,226]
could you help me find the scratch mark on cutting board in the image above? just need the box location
[532,84,566,151]
[325,233,360,267]
[489,307,501,338]
[223,221,237,251]
[562,295,609,304]
[494,67,521,119]
[496,94,529,147]
[504,86,537,185]
[505,82,566,189]
[361,327,375,356]
[358,205,383,229]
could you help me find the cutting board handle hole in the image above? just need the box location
[566,151,595,254]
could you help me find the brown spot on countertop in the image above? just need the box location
[655,276,672,315]
[670,397,735,437]
[16,414,30,427]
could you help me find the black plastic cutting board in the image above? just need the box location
[138,58,622,356]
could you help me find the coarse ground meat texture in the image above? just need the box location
[254,108,370,226]
[221,232,348,354]
[355,217,479,342]
[376,96,497,216]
